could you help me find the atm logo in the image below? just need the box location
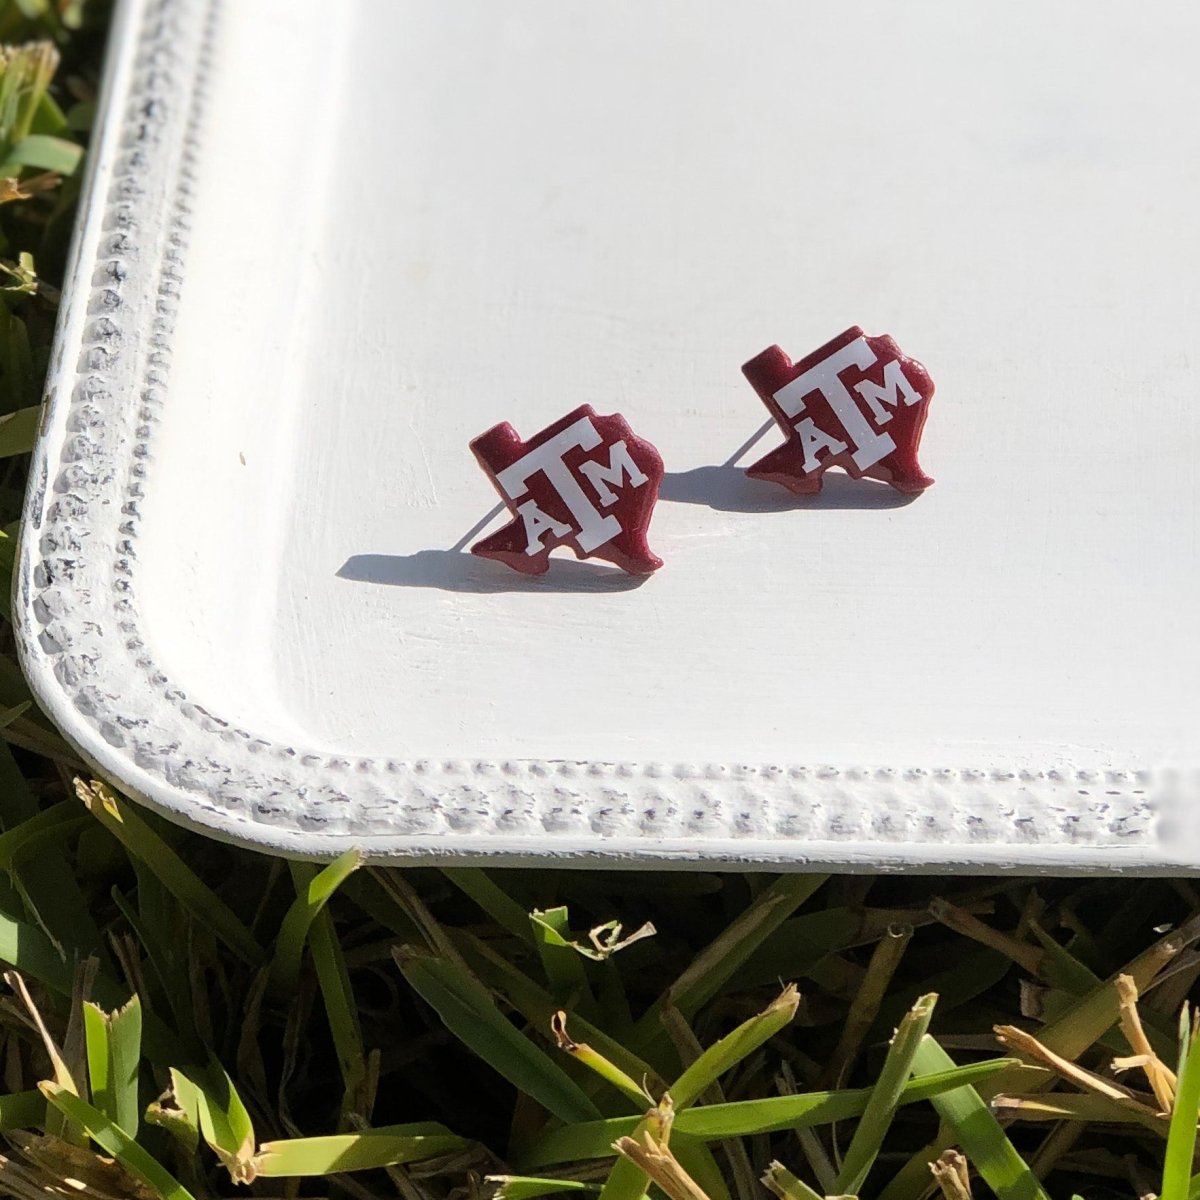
[742,327,935,495]
[470,406,664,576]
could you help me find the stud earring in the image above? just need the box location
[470,405,664,576]
[741,326,934,495]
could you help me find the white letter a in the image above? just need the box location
[794,418,848,473]
[517,499,572,555]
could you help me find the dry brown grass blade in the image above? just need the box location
[993,1024,1149,1105]
[930,899,1043,976]
[1115,973,1177,1112]
[3,970,78,1099]
[1147,951,1200,1017]
[0,178,29,204]
[823,923,912,1087]
[0,170,64,204]
[1028,1118,1086,1180]
[613,1130,712,1200]
[929,1149,972,1200]
[372,868,474,972]
[991,1093,1170,1137]
[775,1062,838,1194]
[2,1131,157,1200]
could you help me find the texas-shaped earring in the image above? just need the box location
[468,405,665,576]
[740,327,934,495]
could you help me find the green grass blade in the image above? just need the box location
[1021,922,1171,1058]
[1026,921,1101,994]
[0,132,82,173]
[0,801,88,868]
[0,700,29,728]
[1162,1012,1200,1200]
[341,871,423,941]
[269,851,361,996]
[0,535,13,625]
[676,1137,734,1200]
[39,1082,197,1200]
[762,1160,824,1200]
[442,868,536,943]
[594,956,636,1038]
[0,40,59,143]
[75,781,263,967]
[0,406,40,457]
[597,1098,672,1200]
[0,753,105,963]
[595,1153,647,1200]
[2,713,80,766]
[834,993,936,1195]
[0,1089,44,1129]
[174,1062,257,1184]
[157,1067,202,1152]
[82,1002,110,1121]
[31,85,70,134]
[81,996,144,1137]
[395,946,603,1125]
[456,929,664,1094]
[146,1073,201,1155]
[666,1063,1016,1138]
[551,1013,648,1107]
[634,876,827,1052]
[675,1136,733,1200]
[3,894,149,1025]
[735,908,868,987]
[532,907,592,1003]
[910,1036,1049,1200]
[671,984,799,1108]
[253,1122,468,1176]
[874,947,1010,1035]
[107,996,142,1136]
[521,1059,1015,1167]
[0,656,37,715]
[107,885,196,1065]
[309,901,369,1118]
[0,901,75,994]
[488,1176,599,1200]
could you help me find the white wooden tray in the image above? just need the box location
[15,0,1200,869]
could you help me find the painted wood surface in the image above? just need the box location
[15,0,1200,867]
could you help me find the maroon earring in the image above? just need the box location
[741,327,935,495]
[470,405,664,576]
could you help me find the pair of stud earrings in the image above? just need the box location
[469,326,935,576]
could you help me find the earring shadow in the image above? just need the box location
[338,549,650,594]
[660,463,918,512]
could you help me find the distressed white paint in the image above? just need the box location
[13,0,1200,867]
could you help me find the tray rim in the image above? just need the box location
[11,0,1184,871]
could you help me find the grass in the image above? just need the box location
[1,3,1199,1197]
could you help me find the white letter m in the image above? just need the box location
[852,359,921,426]
[578,440,649,507]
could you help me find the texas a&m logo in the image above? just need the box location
[470,406,664,575]
[742,327,934,495]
